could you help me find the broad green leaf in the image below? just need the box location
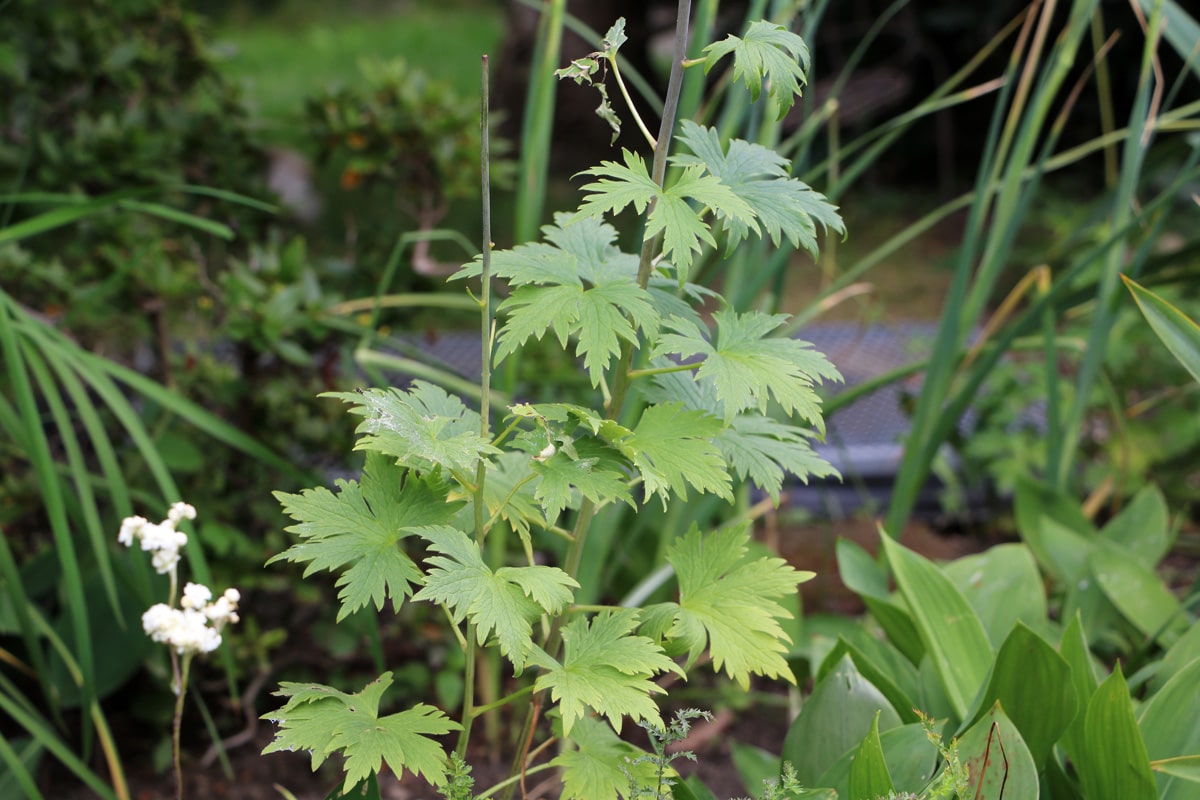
[673,121,843,255]
[412,527,578,671]
[1078,666,1157,800]
[1099,484,1172,569]
[804,724,937,799]
[958,704,1039,800]
[653,311,840,428]
[262,673,459,787]
[1151,622,1200,693]
[1124,275,1200,385]
[703,20,811,118]
[782,654,901,787]
[942,543,1048,647]
[847,713,895,800]
[880,533,993,721]
[272,454,462,620]
[729,742,780,799]
[961,622,1077,769]
[655,524,810,688]
[1090,542,1189,644]
[816,637,919,725]
[531,609,681,735]
[835,538,924,664]
[606,403,731,504]
[553,714,656,800]
[1013,475,1096,582]
[325,383,498,476]
[1138,658,1200,800]
[1058,612,1101,765]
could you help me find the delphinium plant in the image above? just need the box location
[118,503,240,800]
[262,3,844,797]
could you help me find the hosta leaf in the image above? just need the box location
[271,453,462,620]
[530,609,681,735]
[262,673,459,787]
[673,120,843,255]
[413,527,578,671]
[653,310,840,428]
[703,20,810,118]
[652,523,811,688]
[325,382,497,476]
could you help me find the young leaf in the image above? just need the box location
[653,310,841,428]
[650,523,811,688]
[576,154,755,282]
[602,402,732,505]
[262,673,459,788]
[673,120,843,256]
[703,20,811,119]
[271,453,462,621]
[324,382,498,477]
[529,609,682,735]
[531,447,635,521]
[413,527,578,671]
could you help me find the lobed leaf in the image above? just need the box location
[324,382,498,477]
[653,310,840,428]
[271,454,462,621]
[262,673,459,788]
[530,609,681,735]
[673,120,843,256]
[702,20,811,119]
[413,527,578,672]
[650,524,810,688]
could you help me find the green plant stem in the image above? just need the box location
[172,653,191,800]
[626,362,698,379]
[477,763,556,799]
[609,56,657,148]
[503,3,694,791]
[469,684,536,718]
[460,53,496,760]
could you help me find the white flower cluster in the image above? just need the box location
[118,502,195,575]
[142,583,241,656]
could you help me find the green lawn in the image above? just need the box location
[211,1,505,145]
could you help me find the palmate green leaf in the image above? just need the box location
[271,453,463,621]
[262,673,459,788]
[653,310,841,429]
[576,153,755,283]
[645,369,839,501]
[649,523,811,688]
[673,120,843,256]
[703,20,811,119]
[529,609,682,735]
[552,714,658,800]
[412,527,578,671]
[324,382,498,476]
[603,402,732,505]
[531,447,634,521]
[575,149,659,219]
[457,216,660,387]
